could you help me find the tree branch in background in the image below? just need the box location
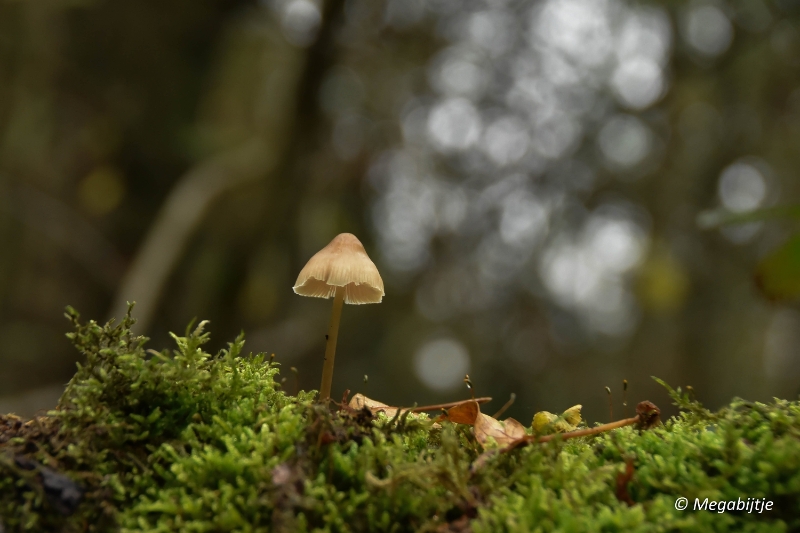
[108,140,271,331]
[258,0,348,247]
[109,0,347,333]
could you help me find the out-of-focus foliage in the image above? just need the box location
[697,205,800,300]
[756,234,800,300]
[1,0,800,424]
[1,314,799,532]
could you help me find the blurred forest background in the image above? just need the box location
[1,0,799,425]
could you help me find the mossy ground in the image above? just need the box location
[1,307,799,532]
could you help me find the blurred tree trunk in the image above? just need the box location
[109,0,347,334]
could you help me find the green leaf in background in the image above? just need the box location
[697,205,800,229]
[755,235,800,301]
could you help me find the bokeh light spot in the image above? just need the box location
[427,98,482,151]
[499,191,549,248]
[280,0,321,47]
[533,0,614,68]
[682,5,733,58]
[718,161,767,212]
[586,214,647,273]
[611,56,664,109]
[429,48,487,100]
[597,115,653,169]
[413,337,471,392]
[483,117,530,166]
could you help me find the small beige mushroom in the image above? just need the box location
[293,233,384,400]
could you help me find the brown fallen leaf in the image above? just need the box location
[439,400,480,425]
[348,393,399,418]
[349,393,492,420]
[474,412,527,448]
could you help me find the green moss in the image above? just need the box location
[1,307,799,532]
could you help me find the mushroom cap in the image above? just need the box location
[293,233,384,304]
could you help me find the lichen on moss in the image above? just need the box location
[1,307,799,532]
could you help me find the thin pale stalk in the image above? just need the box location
[319,286,345,400]
[533,415,639,444]
[411,397,492,412]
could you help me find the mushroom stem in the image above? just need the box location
[319,286,345,400]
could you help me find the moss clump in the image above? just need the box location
[1,308,799,532]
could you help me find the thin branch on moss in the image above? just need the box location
[471,401,661,471]
[491,393,516,419]
[412,398,493,413]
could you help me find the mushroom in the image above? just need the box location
[293,233,384,400]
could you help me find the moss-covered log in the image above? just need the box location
[1,308,799,532]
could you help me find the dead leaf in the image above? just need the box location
[502,418,527,440]
[348,393,389,410]
[348,393,399,418]
[440,400,480,425]
[474,413,527,448]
